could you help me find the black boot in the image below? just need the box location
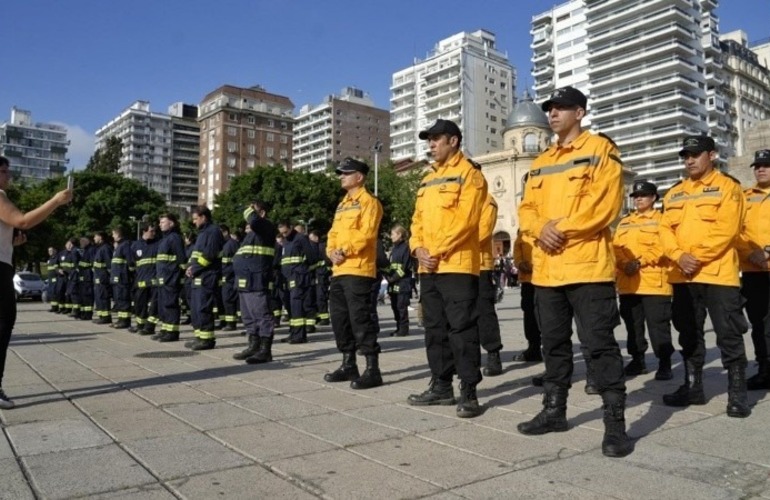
[584,359,599,395]
[532,371,545,387]
[512,346,543,363]
[624,355,648,376]
[456,382,482,418]
[655,355,673,381]
[663,359,705,406]
[726,363,751,418]
[407,377,456,406]
[246,337,273,364]
[233,335,260,360]
[747,362,770,390]
[324,352,360,382]
[601,391,633,458]
[517,387,569,435]
[350,355,383,389]
[482,350,503,377]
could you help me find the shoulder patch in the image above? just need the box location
[609,153,623,166]
[723,172,742,185]
[669,179,683,190]
[468,159,482,170]
[489,198,498,209]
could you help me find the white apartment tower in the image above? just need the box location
[95,101,174,202]
[0,107,68,182]
[293,87,390,173]
[531,0,734,190]
[390,30,515,162]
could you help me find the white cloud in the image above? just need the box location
[51,123,95,171]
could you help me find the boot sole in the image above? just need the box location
[407,397,456,406]
[517,423,569,435]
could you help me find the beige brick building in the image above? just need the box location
[198,85,294,207]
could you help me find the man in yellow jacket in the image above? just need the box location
[517,86,631,458]
[323,158,384,389]
[407,119,487,418]
[735,149,770,390]
[612,181,674,381]
[659,135,750,418]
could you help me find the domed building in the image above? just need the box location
[472,94,552,256]
[473,93,637,256]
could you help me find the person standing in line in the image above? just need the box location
[219,224,240,331]
[516,86,632,457]
[309,230,331,326]
[612,181,675,380]
[77,235,95,320]
[386,224,412,337]
[736,149,770,390]
[110,226,133,329]
[180,232,196,325]
[46,246,60,313]
[0,155,71,408]
[512,228,543,363]
[323,157,384,389]
[91,232,113,325]
[406,119,487,418]
[659,135,750,418]
[62,238,81,318]
[153,213,187,342]
[232,201,277,364]
[186,205,224,350]
[276,220,316,344]
[130,223,159,335]
[477,193,504,376]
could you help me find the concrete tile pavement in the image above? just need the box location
[0,289,767,499]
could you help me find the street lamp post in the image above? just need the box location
[373,140,383,197]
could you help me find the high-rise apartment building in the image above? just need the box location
[720,31,770,156]
[168,103,200,211]
[530,0,741,190]
[0,107,68,182]
[293,87,389,173]
[95,101,174,202]
[390,30,515,162]
[197,85,294,207]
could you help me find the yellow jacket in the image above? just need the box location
[410,151,487,275]
[327,187,383,278]
[736,185,770,273]
[518,130,623,286]
[612,210,672,295]
[480,194,497,272]
[660,169,744,286]
[513,231,533,283]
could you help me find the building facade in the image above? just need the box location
[293,87,390,173]
[0,107,68,182]
[720,31,770,157]
[390,30,515,162]
[530,0,739,191]
[95,101,174,202]
[197,85,294,207]
[168,103,200,211]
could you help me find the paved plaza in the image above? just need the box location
[1,288,769,499]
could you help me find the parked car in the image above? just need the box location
[13,272,46,301]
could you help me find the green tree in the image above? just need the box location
[10,171,167,270]
[85,136,123,173]
[365,161,423,237]
[213,166,341,234]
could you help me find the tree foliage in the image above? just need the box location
[10,171,167,269]
[85,136,123,173]
[213,162,423,244]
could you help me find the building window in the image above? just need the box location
[229,113,237,122]
[266,147,274,158]
[247,159,255,168]
[228,127,237,136]
[281,122,288,130]
[280,149,288,159]
[228,142,237,153]
[268,119,275,128]
[247,129,255,139]
[524,133,539,153]
[248,144,256,155]
[280,135,288,144]
[227,157,236,168]
[267,133,274,142]
[247,115,255,124]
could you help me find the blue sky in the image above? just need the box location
[2,0,768,169]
